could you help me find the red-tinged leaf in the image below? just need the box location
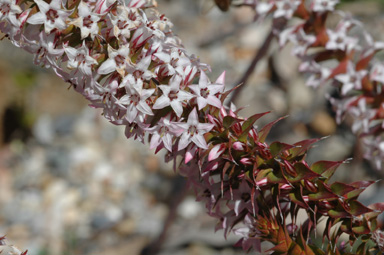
[288,189,309,209]
[295,228,317,255]
[347,200,372,216]
[289,138,321,159]
[242,112,270,133]
[21,251,28,255]
[270,141,295,157]
[223,115,239,129]
[255,168,272,182]
[329,59,348,80]
[258,116,287,143]
[330,182,356,197]
[366,202,384,220]
[346,180,376,199]
[220,83,242,103]
[286,163,321,183]
[328,208,351,218]
[352,225,370,235]
[266,170,285,184]
[308,181,338,201]
[310,160,343,180]
[356,52,374,71]
[270,226,292,253]
[288,243,305,255]
[238,112,270,142]
[328,202,352,218]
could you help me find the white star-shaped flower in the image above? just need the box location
[147,115,184,152]
[177,108,214,150]
[27,0,70,33]
[118,74,155,123]
[64,41,98,76]
[71,1,101,39]
[98,44,132,76]
[335,62,367,95]
[0,0,21,26]
[153,75,194,117]
[188,71,225,110]
[274,0,301,20]
[311,0,339,13]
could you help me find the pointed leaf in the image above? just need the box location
[308,181,338,201]
[366,202,384,221]
[328,208,351,218]
[223,115,239,129]
[346,180,376,199]
[286,163,321,183]
[352,225,370,235]
[330,182,356,197]
[288,189,309,209]
[347,200,372,216]
[270,142,295,157]
[311,160,343,180]
[289,138,321,158]
[258,116,287,143]
[238,112,270,142]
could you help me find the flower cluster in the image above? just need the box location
[0,236,28,255]
[1,0,384,254]
[234,0,384,170]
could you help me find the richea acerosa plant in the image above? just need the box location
[0,0,384,254]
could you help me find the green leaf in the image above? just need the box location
[328,208,351,218]
[330,182,356,197]
[266,169,285,184]
[223,115,239,129]
[288,189,309,209]
[308,181,338,201]
[270,142,295,157]
[289,138,321,158]
[346,181,376,199]
[347,201,372,216]
[366,202,384,221]
[328,203,351,218]
[310,160,343,180]
[238,112,269,142]
[352,225,370,235]
[286,163,321,183]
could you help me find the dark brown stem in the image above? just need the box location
[229,20,286,104]
[229,30,275,104]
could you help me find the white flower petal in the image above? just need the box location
[153,96,170,109]
[27,12,46,25]
[196,97,207,110]
[170,100,183,117]
[207,95,222,109]
[178,133,190,151]
[191,134,208,149]
[98,59,117,74]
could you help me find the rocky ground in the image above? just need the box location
[0,1,383,254]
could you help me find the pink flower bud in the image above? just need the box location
[208,144,226,161]
[256,178,267,187]
[232,142,244,151]
[240,157,252,165]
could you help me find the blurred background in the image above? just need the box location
[0,0,383,254]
